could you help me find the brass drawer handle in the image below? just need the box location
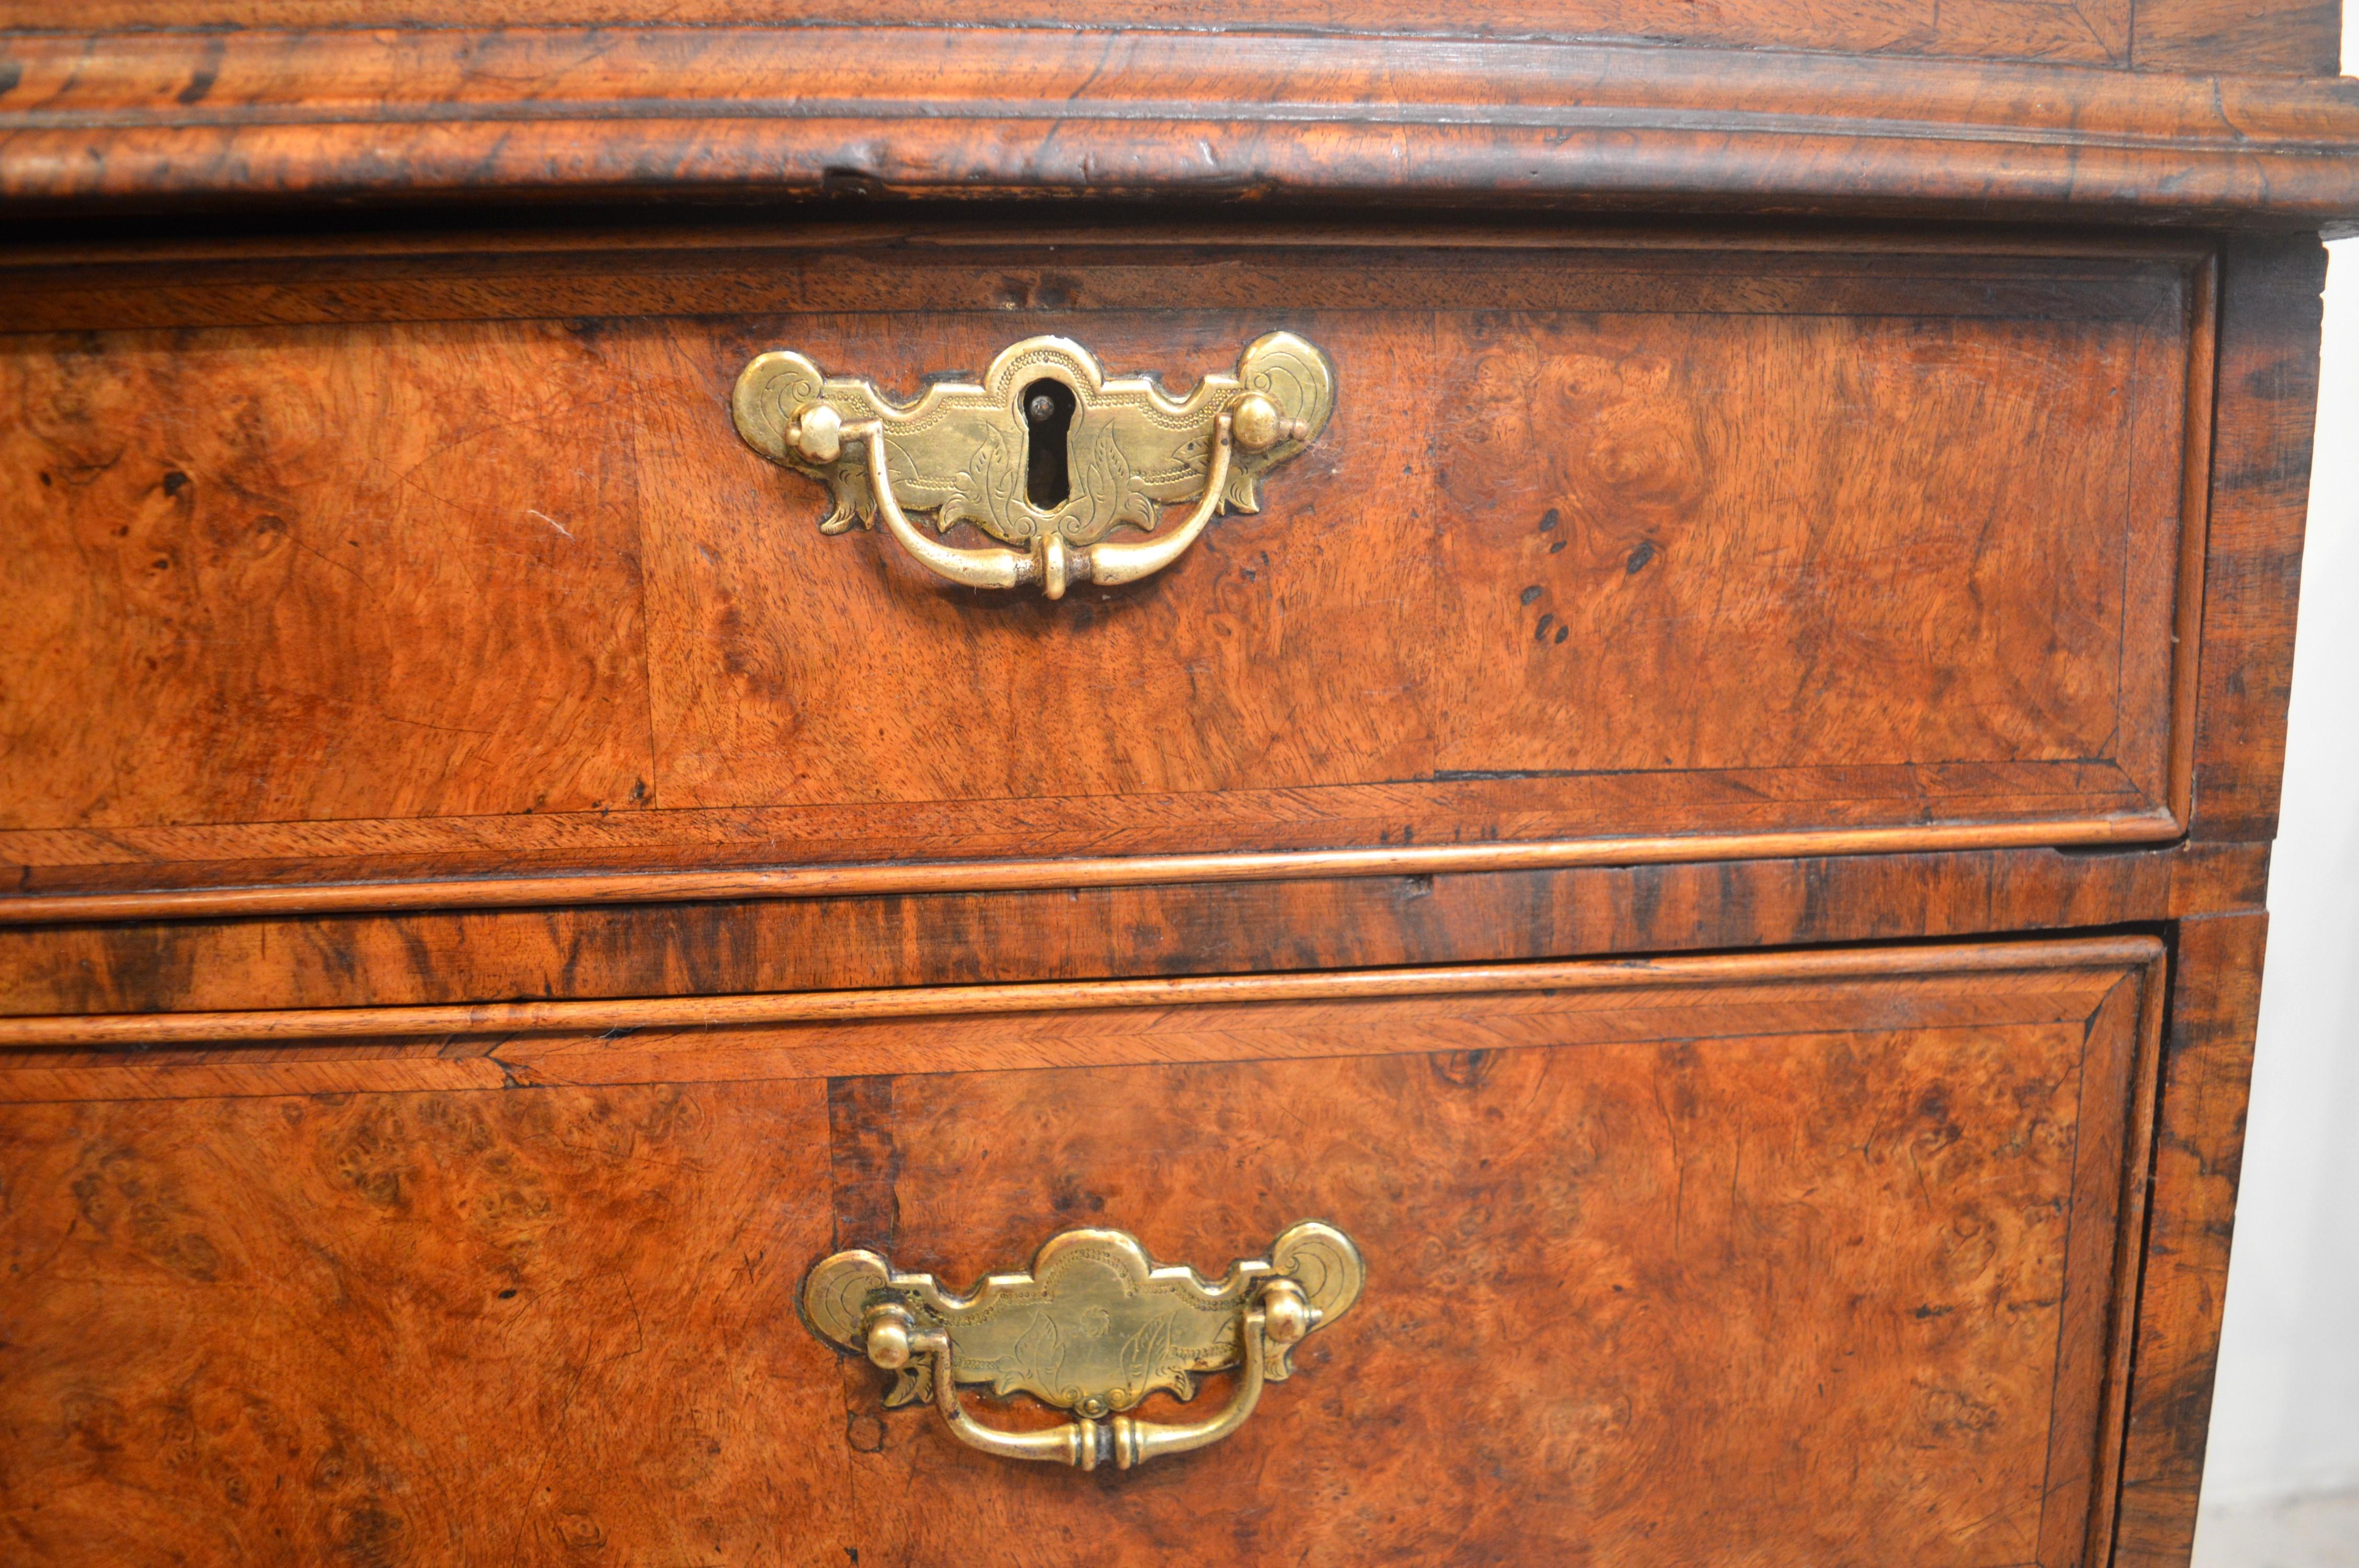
[802,1221,1363,1469]
[732,334,1335,599]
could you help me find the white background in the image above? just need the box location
[2193,5,2359,1529]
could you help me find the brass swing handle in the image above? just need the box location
[732,333,1335,599]
[859,1277,1312,1470]
[800,1221,1364,1472]
[825,408,1238,600]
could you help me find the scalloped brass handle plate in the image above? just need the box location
[732,334,1335,598]
[802,1221,1364,1470]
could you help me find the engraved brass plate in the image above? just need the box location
[732,334,1334,597]
[803,1221,1362,1469]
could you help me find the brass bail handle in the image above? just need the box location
[732,333,1336,599]
[860,1276,1314,1471]
[812,407,1245,601]
[799,1221,1364,1472]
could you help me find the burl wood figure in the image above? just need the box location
[0,5,2351,1564]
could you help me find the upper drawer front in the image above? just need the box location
[0,230,2207,906]
[0,941,2160,1564]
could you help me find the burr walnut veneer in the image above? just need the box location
[0,6,2350,1566]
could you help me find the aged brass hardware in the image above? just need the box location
[732,334,1335,598]
[802,1221,1363,1469]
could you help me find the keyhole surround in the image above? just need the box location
[1023,378,1077,510]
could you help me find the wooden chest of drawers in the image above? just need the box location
[2,8,2353,1565]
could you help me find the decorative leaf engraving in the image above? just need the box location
[734,335,1334,550]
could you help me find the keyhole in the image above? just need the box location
[1023,379,1076,510]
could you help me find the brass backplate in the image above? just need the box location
[803,1221,1364,1417]
[732,333,1334,547]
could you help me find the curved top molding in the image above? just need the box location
[2,25,2357,224]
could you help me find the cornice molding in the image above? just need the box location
[3,25,2357,221]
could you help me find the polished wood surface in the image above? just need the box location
[0,840,2267,1016]
[0,3,2332,1554]
[4,27,2357,221]
[1,1074,846,1564]
[2115,913,2272,1566]
[0,231,2211,911]
[0,0,2334,74]
[0,823,2230,928]
[0,943,2161,1564]
[1,942,2169,1102]
[0,937,2158,1050]
[2189,236,2332,844]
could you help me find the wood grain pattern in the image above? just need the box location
[846,965,2159,1566]
[3,28,2357,221]
[2131,0,2341,74]
[0,0,2144,69]
[2188,236,2330,844]
[0,1078,852,1564]
[2113,913,2269,1567]
[0,936,2161,1049]
[0,222,2242,336]
[1429,304,2189,796]
[0,840,2269,1017]
[0,942,2162,1105]
[0,823,2202,928]
[0,0,2326,1555]
[0,317,654,829]
[0,942,2164,1565]
[0,0,2332,74]
[0,233,2211,910]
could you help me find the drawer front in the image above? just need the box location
[0,940,2160,1565]
[0,229,2207,908]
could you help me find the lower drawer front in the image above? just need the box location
[0,940,2158,1566]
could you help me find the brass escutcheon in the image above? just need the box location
[731,334,1335,598]
[801,1222,1364,1469]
